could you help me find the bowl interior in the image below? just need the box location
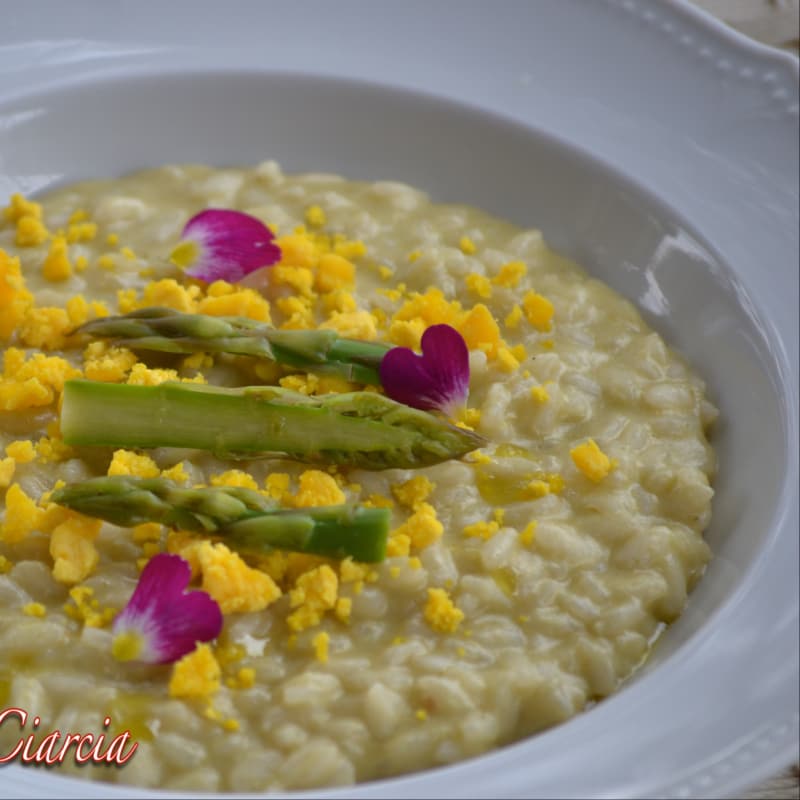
[0,68,791,762]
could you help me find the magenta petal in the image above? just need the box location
[112,553,223,664]
[181,209,281,283]
[380,324,469,415]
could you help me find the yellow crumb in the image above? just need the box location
[458,304,501,358]
[210,470,259,490]
[459,236,477,255]
[493,260,527,288]
[264,473,291,503]
[570,438,614,482]
[287,565,338,632]
[334,596,352,623]
[424,588,464,633]
[16,215,49,247]
[63,585,116,628]
[107,449,160,478]
[42,235,73,282]
[519,521,537,546]
[0,456,15,488]
[5,440,34,463]
[0,483,45,544]
[292,469,346,508]
[391,475,435,510]
[312,631,330,663]
[462,520,499,540]
[4,194,42,222]
[168,644,221,698]
[196,541,281,614]
[496,346,520,373]
[66,222,97,243]
[505,304,522,330]
[522,291,554,331]
[50,515,103,584]
[304,205,327,228]
[530,384,550,403]
[22,602,46,618]
[390,502,443,551]
[465,273,492,299]
[160,462,189,483]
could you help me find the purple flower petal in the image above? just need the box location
[173,209,281,283]
[380,324,469,416]
[112,553,222,664]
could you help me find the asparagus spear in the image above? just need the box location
[51,476,390,562]
[75,308,392,385]
[60,379,485,469]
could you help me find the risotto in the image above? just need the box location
[0,162,716,791]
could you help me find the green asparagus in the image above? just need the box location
[51,476,390,562]
[60,379,485,469]
[75,307,392,385]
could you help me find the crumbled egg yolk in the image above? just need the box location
[424,588,464,633]
[264,473,291,503]
[390,502,443,551]
[339,557,369,585]
[3,193,42,222]
[50,514,103,584]
[465,273,492,299]
[195,541,282,614]
[287,565,338,632]
[391,475,435,510]
[66,222,97,243]
[5,440,35,463]
[168,644,221,698]
[292,469,346,508]
[64,585,116,627]
[522,290,554,332]
[126,362,206,386]
[315,254,355,293]
[493,260,527,288]
[0,483,46,544]
[15,215,49,247]
[0,554,11,573]
[496,346,520,373]
[524,472,565,499]
[321,309,377,340]
[83,342,138,383]
[42,235,73,282]
[18,306,72,350]
[530,384,550,403]
[22,602,47,618]
[462,520,499,540]
[0,457,16,488]
[505,304,522,330]
[459,236,477,255]
[107,449,160,479]
[519,521,537,546]
[570,438,614,482]
[0,347,80,411]
[210,470,259,490]
[0,249,34,339]
[312,631,330,663]
[304,205,327,228]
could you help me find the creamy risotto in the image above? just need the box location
[0,163,716,791]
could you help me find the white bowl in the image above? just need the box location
[0,2,797,798]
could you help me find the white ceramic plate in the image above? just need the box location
[0,2,797,798]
